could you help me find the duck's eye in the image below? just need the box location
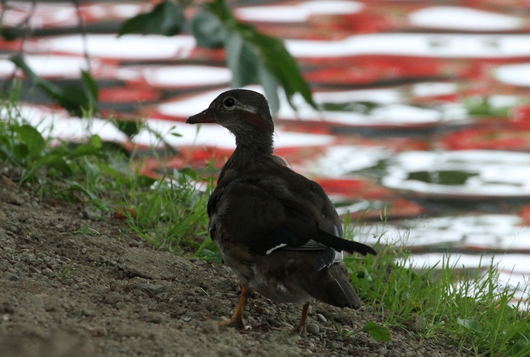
[223,97,235,108]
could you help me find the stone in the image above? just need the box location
[42,268,55,278]
[306,323,320,335]
[137,283,169,295]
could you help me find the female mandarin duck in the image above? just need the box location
[187,89,376,334]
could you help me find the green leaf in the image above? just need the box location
[206,0,316,110]
[89,134,103,149]
[457,318,483,334]
[65,181,97,200]
[362,321,391,342]
[45,154,73,176]
[250,33,315,108]
[17,125,45,157]
[119,0,185,36]
[119,14,149,36]
[113,120,143,139]
[13,143,29,161]
[190,11,227,48]
[0,27,17,41]
[71,143,104,158]
[137,175,157,188]
[198,248,223,264]
[257,61,280,114]
[225,31,259,87]
[11,55,98,117]
[82,70,99,103]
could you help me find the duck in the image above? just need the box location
[186,89,376,334]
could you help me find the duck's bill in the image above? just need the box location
[186,109,216,124]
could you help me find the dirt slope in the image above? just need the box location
[0,164,464,357]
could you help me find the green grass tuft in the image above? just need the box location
[0,88,216,258]
[344,218,530,356]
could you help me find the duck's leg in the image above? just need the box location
[218,285,251,328]
[294,303,310,335]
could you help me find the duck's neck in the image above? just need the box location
[236,134,273,155]
[217,135,276,183]
[228,139,273,166]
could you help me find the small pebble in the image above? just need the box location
[306,323,320,335]
[327,341,341,349]
[316,313,327,323]
[144,312,162,323]
[82,309,95,317]
[280,321,294,329]
[24,253,35,262]
[137,283,169,295]
[42,268,55,278]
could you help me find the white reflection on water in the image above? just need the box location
[383,150,530,197]
[115,65,232,88]
[286,34,530,59]
[495,63,530,87]
[235,0,364,23]
[356,218,530,302]
[360,215,529,250]
[30,34,196,60]
[408,6,525,31]
[0,55,93,78]
[308,146,390,178]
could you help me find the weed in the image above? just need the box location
[334,320,391,342]
[0,88,216,258]
[74,223,100,236]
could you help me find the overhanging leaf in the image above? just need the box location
[190,11,226,48]
[11,55,98,117]
[205,0,316,110]
[1,27,17,41]
[225,30,259,88]
[119,0,185,36]
[257,61,280,114]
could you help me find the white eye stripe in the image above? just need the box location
[237,103,258,114]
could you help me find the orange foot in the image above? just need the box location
[293,303,310,336]
[203,315,247,329]
[205,285,251,330]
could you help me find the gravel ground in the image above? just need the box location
[0,164,467,357]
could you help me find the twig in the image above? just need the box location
[72,0,92,73]
[1,0,37,93]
